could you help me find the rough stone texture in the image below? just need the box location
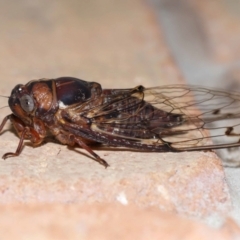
[0,148,231,217]
[0,0,237,238]
[0,204,239,240]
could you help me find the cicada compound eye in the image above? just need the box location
[20,94,34,112]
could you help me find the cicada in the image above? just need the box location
[1,77,240,167]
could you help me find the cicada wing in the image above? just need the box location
[82,85,240,151]
[145,85,240,150]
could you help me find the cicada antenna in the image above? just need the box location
[0,95,9,109]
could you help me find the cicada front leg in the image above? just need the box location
[2,127,28,159]
[0,114,44,159]
[0,115,12,133]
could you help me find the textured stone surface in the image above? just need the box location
[0,204,240,240]
[0,147,231,217]
[0,0,237,238]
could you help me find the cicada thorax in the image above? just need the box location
[55,77,102,105]
[14,77,102,123]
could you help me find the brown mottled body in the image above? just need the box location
[1,77,240,167]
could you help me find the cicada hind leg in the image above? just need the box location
[73,136,109,168]
[54,132,109,168]
[0,114,43,159]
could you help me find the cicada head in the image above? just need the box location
[8,83,35,125]
[9,79,61,125]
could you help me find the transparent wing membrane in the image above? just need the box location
[83,85,240,151]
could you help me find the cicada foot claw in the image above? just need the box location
[2,152,19,160]
[97,157,109,168]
